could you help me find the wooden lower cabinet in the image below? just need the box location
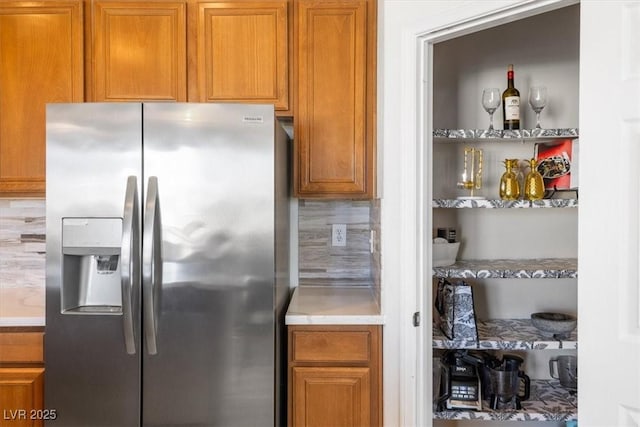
[0,368,45,427]
[288,325,381,427]
[0,331,45,427]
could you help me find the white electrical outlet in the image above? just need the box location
[332,224,347,247]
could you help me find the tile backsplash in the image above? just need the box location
[297,199,381,295]
[0,198,46,321]
[0,197,382,322]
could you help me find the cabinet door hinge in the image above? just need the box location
[413,312,420,327]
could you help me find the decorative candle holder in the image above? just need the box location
[457,147,484,199]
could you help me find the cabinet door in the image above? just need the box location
[294,0,376,198]
[92,1,187,101]
[291,366,371,427]
[0,368,44,427]
[193,1,289,110]
[0,1,83,195]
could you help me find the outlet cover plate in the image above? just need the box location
[332,224,347,247]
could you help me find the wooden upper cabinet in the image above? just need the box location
[0,0,84,196]
[193,1,289,110]
[92,1,187,101]
[294,0,376,198]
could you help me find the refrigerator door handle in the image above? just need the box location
[143,176,162,355]
[121,176,139,355]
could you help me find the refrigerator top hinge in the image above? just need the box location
[413,311,421,327]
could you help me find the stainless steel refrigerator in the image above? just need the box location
[45,103,290,427]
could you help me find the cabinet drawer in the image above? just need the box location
[0,332,44,364]
[290,329,372,363]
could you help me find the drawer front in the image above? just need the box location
[0,332,44,364]
[291,329,371,363]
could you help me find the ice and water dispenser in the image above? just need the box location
[61,217,123,314]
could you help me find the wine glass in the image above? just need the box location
[529,86,548,129]
[482,88,501,130]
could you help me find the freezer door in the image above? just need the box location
[45,103,143,426]
[141,103,277,426]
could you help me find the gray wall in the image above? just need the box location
[433,4,580,131]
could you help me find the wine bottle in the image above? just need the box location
[502,64,520,130]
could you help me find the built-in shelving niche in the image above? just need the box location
[430,4,580,426]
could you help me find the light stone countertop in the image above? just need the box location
[285,286,385,325]
[0,317,45,327]
[0,286,386,327]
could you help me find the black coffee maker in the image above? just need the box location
[435,350,483,411]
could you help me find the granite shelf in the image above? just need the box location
[433,379,577,421]
[433,258,578,279]
[433,198,578,209]
[433,319,577,350]
[433,128,579,141]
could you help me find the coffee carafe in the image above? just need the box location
[488,354,531,410]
